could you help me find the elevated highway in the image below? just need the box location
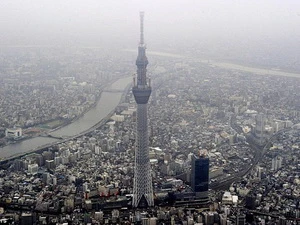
[210,116,289,190]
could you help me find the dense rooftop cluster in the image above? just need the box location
[0,51,299,224]
[230,128,300,221]
[1,77,97,128]
[0,48,133,143]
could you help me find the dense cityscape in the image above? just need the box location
[0,44,299,224]
[0,47,132,147]
[0,4,300,225]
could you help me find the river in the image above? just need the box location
[0,76,132,160]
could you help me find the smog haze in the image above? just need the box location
[1,0,299,69]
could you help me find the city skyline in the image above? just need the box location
[0,2,299,224]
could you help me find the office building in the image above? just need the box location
[191,153,209,203]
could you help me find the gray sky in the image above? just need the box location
[0,0,299,68]
[0,0,299,44]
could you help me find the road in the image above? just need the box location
[211,115,291,190]
[211,115,265,190]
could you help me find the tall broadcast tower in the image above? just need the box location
[132,12,154,208]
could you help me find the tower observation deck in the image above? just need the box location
[132,12,154,208]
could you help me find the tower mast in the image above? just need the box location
[132,12,154,208]
[140,12,144,46]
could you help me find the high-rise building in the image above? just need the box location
[236,213,246,225]
[191,154,209,203]
[271,156,283,171]
[254,113,266,145]
[20,213,33,225]
[132,12,154,208]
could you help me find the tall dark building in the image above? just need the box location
[191,154,209,203]
[132,12,154,208]
[236,213,246,225]
[20,213,33,225]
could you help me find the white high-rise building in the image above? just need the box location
[271,156,283,171]
[28,164,38,174]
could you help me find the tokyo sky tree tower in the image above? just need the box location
[132,12,154,208]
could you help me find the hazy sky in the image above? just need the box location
[0,0,299,45]
[0,0,299,69]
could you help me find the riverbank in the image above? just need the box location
[124,49,300,79]
[0,76,132,161]
[0,81,110,149]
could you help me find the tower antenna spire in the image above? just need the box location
[132,12,154,208]
[140,11,144,45]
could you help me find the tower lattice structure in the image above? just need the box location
[132,12,154,208]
